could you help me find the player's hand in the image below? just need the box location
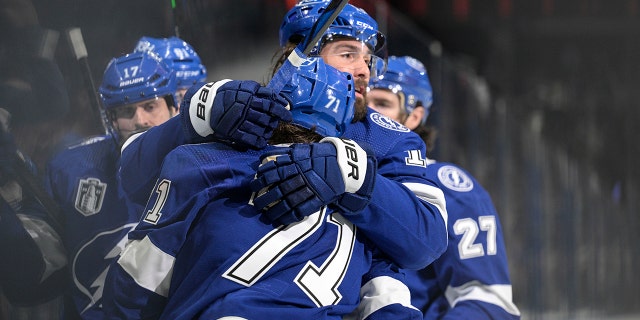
[250,138,377,225]
[181,80,292,149]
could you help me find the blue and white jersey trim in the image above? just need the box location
[117,236,174,297]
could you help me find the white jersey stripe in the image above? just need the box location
[445,281,521,316]
[403,182,448,231]
[117,236,174,297]
[344,276,418,320]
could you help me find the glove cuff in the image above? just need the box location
[185,80,232,138]
[320,137,368,193]
[334,152,376,215]
[320,137,377,216]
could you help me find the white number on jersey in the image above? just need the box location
[223,207,356,307]
[454,215,497,259]
[144,179,171,224]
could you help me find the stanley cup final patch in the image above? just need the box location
[75,178,107,216]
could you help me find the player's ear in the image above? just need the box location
[404,106,424,131]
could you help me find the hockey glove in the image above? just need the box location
[250,138,377,226]
[182,80,292,149]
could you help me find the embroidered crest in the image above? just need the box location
[437,165,474,192]
[370,112,410,132]
[75,178,107,216]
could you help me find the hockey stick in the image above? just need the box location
[66,28,118,147]
[171,0,180,37]
[268,0,349,93]
[300,0,349,56]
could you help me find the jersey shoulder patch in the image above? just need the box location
[75,177,108,216]
[369,112,410,132]
[436,164,474,192]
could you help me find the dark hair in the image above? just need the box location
[269,122,324,145]
[414,125,437,154]
[270,42,297,80]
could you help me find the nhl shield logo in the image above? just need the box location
[75,178,107,216]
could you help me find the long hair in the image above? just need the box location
[414,125,437,154]
[269,122,324,145]
[270,42,296,80]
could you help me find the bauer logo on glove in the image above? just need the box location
[250,138,377,226]
[320,137,367,193]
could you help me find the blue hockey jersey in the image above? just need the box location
[39,135,139,319]
[342,110,448,269]
[119,109,448,271]
[404,161,521,319]
[103,142,421,319]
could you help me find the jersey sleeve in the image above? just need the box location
[103,145,224,319]
[345,251,422,320]
[119,115,186,211]
[346,128,448,270]
[118,82,219,211]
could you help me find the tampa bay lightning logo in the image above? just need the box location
[75,178,107,216]
[73,223,137,314]
[437,165,474,192]
[370,112,410,132]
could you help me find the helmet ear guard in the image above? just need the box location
[280,49,355,137]
[369,56,433,124]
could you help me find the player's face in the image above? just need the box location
[367,88,404,122]
[112,96,177,141]
[320,40,371,121]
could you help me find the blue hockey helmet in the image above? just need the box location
[369,56,433,124]
[134,36,207,90]
[99,51,178,111]
[279,0,387,79]
[281,49,355,137]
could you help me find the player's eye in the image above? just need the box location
[113,105,137,119]
[143,103,158,113]
[363,54,372,67]
[338,52,357,62]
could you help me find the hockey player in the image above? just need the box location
[366,56,435,151]
[368,55,521,319]
[103,55,421,319]
[118,0,448,274]
[133,36,208,106]
[250,0,448,269]
[0,51,180,319]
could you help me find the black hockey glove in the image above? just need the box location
[181,80,292,149]
[250,138,377,226]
